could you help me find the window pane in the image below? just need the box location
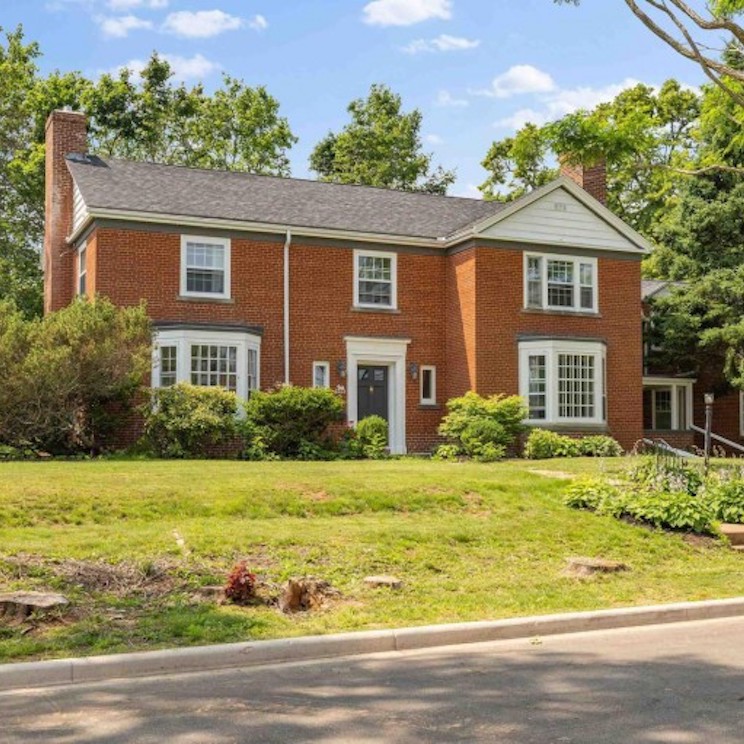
[358,255,391,281]
[357,254,392,306]
[314,363,328,388]
[528,355,547,419]
[159,346,178,387]
[247,349,258,394]
[527,256,542,308]
[677,386,687,430]
[558,353,595,419]
[358,281,392,306]
[580,263,594,309]
[547,260,575,308]
[185,242,226,294]
[186,269,225,295]
[422,368,434,402]
[190,344,238,392]
[654,389,672,430]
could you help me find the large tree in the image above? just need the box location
[0,26,297,317]
[309,84,456,194]
[480,80,700,236]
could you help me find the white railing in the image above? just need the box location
[689,424,744,455]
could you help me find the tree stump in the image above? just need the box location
[278,578,339,613]
[0,592,69,624]
[563,558,629,578]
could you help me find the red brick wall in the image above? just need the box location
[474,246,644,450]
[44,111,87,313]
[445,248,477,400]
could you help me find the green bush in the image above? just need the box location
[578,435,624,458]
[629,455,703,496]
[707,479,744,524]
[143,383,239,458]
[355,415,389,459]
[563,478,624,515]
[242,385,345,459]
[435,392,526,462]
[0,297,151,455]
[623,490,715,534]
[524,429,622,459]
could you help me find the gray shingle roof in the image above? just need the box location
[67,155,505,240]
[641,279,685,300]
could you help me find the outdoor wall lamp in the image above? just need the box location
[337,360,346,378]
[409,363,419,380]
[704,392,715,474]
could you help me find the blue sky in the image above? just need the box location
[2,0,705,196]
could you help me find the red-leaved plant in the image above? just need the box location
[224,561,258,603]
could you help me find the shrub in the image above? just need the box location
[355,415,389,459]
[524,429,580,459]
[622,489,715,534]
[578,435,624,458]
[563,478,624,515]
[243,385,345,459]
[436,392,526,462]
[143,383,239,458]
[707,479,744,524]
[629,455,703,496]
[224,561,257,604]
[0,297,151,455]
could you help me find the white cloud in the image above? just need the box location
[363,0,452,27]
[425,133,444,145]
[162,9,243,38]
[403,34,479,54]
[107,0,167,9]
[436,89,468,107]
[475,64,556,99]
[493,78,645,131]
[248,14,268,31]
[97,14,153,38]
[114,53,220,81]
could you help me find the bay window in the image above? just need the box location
[519,339,606,425]
[153,328,260,399]
[524,253,597,313]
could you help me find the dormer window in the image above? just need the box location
[525,253,597,313]
[181,236,231,299]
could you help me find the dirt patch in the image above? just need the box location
[529,469,575,480]
[304,490,332,502]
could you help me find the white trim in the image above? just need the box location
[180,235,231,300]
[152,328,261,400]
[353,249,398,310]
[420,365,436,405]
[643,378,694,431]
[312,361,330,389]
[519,339,606,426]
[345,336,410,454]
[77,241,87,297]
[523,252,598,314]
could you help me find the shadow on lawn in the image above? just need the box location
[3,633,744,743]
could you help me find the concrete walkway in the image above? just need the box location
[3,617,744,743]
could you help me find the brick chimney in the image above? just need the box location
[44,110,88,314]
[559,156,607,205]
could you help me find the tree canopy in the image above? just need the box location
[309,84,456,195]
[0,25,296,317]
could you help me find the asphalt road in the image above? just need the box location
[3,617,744,743]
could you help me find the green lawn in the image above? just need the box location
[1,457,742,663]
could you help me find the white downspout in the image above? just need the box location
[283,228,292,385]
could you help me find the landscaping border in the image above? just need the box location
[2,597,744,692]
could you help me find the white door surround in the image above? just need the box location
[345,336,410,455]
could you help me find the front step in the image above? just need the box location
[720,523,744,547]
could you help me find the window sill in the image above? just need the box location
[418,403,441,411]
[351,306,401,315]
[177,295,235,305]
[522,308,601,318]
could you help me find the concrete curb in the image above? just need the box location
[2,597,744,692]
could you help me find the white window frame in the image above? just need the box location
[420,365,437,405]
[180,235,231,300]
[523,252,598,313]
[519,339,606,426]
[152,328,260,400]
[78,242,87,296]
[353,249,398,310]
[313,361,330,389]
[643,378,694,431]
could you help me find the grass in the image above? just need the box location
[1,456,743,663]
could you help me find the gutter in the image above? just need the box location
[283,228,292,385]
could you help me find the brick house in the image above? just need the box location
[44,110,652,453]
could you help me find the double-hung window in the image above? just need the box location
[153,328,260,399]
[354,250,397,309]
[519,340,606,425]
[78,243,87,296]
[525,253,597,313]
[181,236,231,299]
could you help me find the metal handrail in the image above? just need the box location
[689,424,744,454]
[641,437,696,458]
